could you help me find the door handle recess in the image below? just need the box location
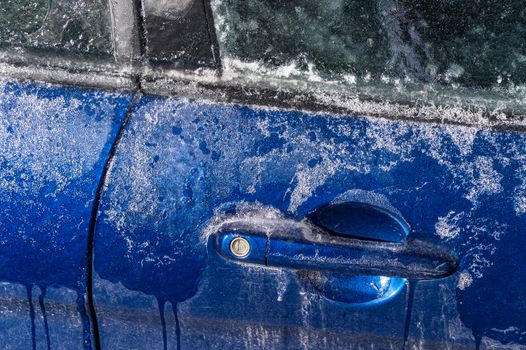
[213,222,458,280]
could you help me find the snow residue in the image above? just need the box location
[243,325,273,349]
[336,189,407,223]
[233,104,510,216]
[287,159,340,213]
[202,202,288,243]
[514,193,526,216]
[435,212,464,240]
[465,157,503,205]
[447,126,478,157]
[343,74,357,84]
[491,327,522,335]
[479,336,526,350]
[217,56,526,129]
[513,163,526,215]
[365,118,414,172]
[457,272,473,290]
[299,288,316,350]
[463,221,507,279]
[96,95,526,341]
[275,269,288,302]
[240,113,371,214]
[446,315,477,347]
[222,57,330,85]
[433,209,507,281]
[285,143,372,213]
[366,119,411,154]
[0,81,115,197]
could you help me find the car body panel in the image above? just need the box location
[1,1,525,349]
[0,79,133,349]
[93,95,526,349]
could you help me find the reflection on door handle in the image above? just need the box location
[213,221,458,280]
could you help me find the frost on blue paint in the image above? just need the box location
[94,95,526,349]
[0,79,131,348]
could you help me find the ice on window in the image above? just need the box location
[0,0,113,59]
[211,0,526,89]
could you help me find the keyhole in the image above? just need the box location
[230,237,250,258]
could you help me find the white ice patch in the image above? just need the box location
[446,126,478,157]
[515,193,526,215]
[221,57,332,86]
[513,163,526,215]
[0,81,115,198]
[465,156,503,205]
[275,269,289,302]
[479,336,526,350]
[457,272,473,290]
[202,201,287,243]
[435,212,464,240]
[287,159,340,213]
[282,115,505,214]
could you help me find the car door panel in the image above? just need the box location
[93,96,411,349]
[0,0,517,348]
[0,79,133,349]
[93,94,526,349]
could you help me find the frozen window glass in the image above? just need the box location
[0,0,113,59]
[211,0,526,89]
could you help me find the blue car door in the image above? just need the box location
[0,0,138,348]
[91,1,526,349]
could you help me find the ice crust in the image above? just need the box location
[92,94,526,349]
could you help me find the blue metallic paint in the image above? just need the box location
[92,95,526,348]
[0,80,133,349]
[0,77,523,349]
